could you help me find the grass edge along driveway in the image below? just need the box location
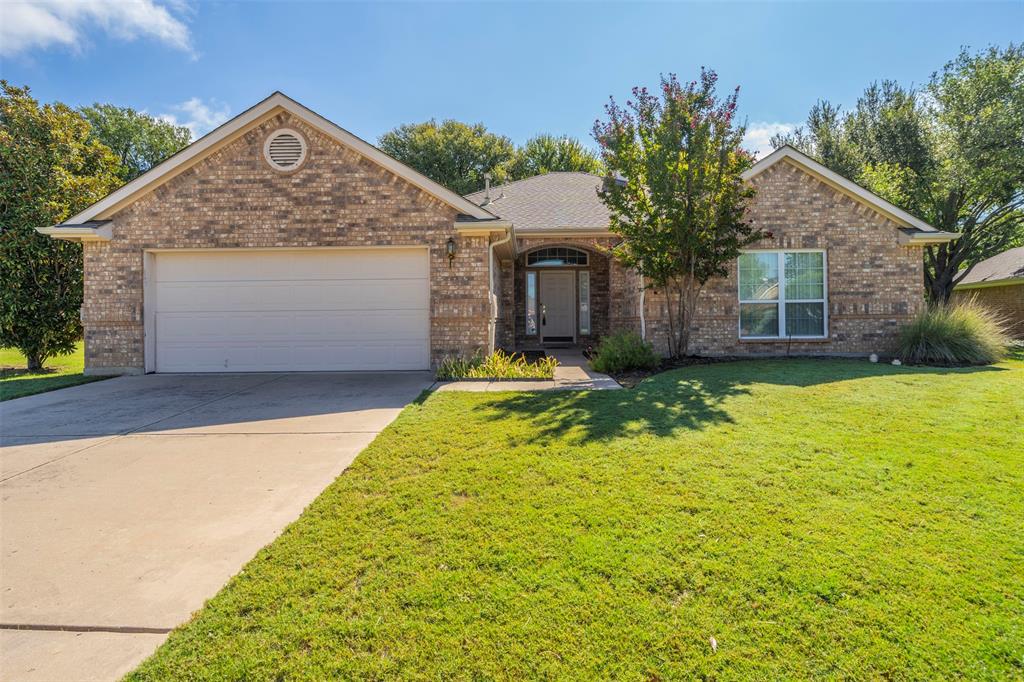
[0,343,106,401]
[128,357,1023,680]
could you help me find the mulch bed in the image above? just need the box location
[608,355,737,388]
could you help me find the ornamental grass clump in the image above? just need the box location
[896,300,1011,366]
[436,350,558,380]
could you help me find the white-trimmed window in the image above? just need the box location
[738,250,827,339]
[578,271,591,335]
[525,271,538,336]
[527,247,588,267]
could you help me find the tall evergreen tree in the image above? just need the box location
[0,83,121,370]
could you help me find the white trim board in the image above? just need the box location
[36,224,112,242]
[61,92,499,226]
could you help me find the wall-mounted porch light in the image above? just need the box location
[446,237,457,268]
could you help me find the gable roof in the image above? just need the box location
[956,246,1024,288]
[742,145,955,240]
[463,172,610,233]
[57,92,498,227]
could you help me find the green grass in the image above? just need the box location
[129,357,1024,680]
[0,343,105,401]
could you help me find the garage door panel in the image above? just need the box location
[156,341,429,373]
[156,310,429,342]
[286,342,428,371]
[299,311,430,338]
[152,249,430,372]
[156,280,427,313]
[156,249,428,282]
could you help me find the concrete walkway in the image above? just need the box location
[433,350,621,392]
[0,371,432,682]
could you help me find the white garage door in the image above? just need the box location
[151,248,430,372]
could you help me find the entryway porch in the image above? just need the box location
[507,244,611,352]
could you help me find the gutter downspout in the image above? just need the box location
[488,227,514,353]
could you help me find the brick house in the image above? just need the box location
[39,93,957,374]
[953,246,1024,339]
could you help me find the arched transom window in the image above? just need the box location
[527,247,589,267]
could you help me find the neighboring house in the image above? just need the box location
[38,92,958,375]
[953,246,1024,340]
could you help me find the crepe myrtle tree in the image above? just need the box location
[593,71,763,357]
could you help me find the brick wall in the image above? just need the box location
[953,283,1024,340]
[82,111,491,373]
[636,160,926,356]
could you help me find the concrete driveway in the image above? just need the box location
[0,372,432,681]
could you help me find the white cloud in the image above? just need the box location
[743,122,798,159]
[0,0,192,57]
[159,97,230,138]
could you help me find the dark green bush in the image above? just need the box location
[897,300,1011,365]
[590,331,660,374]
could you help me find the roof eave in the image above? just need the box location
[955,276,1024,290]
[453,218,518,257]
[35,223,112,242]
[897,230,961,246]
[514,228,613,237]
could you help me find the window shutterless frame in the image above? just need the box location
[578,271,590,335]
[526,247,589,267]
[737,249,828,340]
[525,271,539,336]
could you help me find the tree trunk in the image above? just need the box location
[26,352,43,372]
[663,285,679,358]
[679,277,701,356]
[928,274,956,305]
[925,241,967,304]
[664,276,702,357]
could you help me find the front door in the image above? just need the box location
[540,270,575,342]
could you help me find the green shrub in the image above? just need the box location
[590,331,660,374]
[896,300,1011,366]
[436,349,559,380]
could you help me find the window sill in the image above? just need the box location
[738,336,831,343]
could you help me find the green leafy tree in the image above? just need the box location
[80,104,191,182]
[507,134,602,179]
[594,71,763,357]
[0,83,121,370]
[378,119,515,195]
[773,45,1024,302]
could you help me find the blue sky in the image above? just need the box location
[1,1,1021,156]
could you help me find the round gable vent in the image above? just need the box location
[263,129,307,171]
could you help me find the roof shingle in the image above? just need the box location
[958,246,1024,286]
[463,172,609,232]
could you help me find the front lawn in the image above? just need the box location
[130,358,1024,679]
[0,343,105,401]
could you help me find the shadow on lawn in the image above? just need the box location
[479,358,1005,443]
